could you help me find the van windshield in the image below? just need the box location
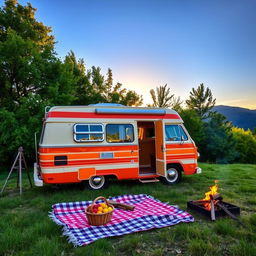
[165,125,188,141]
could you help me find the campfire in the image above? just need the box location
[187,181,241,222]
[202,180,219,211]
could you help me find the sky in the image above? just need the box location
[14,0,256,108]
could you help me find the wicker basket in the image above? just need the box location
[85,196,114,226]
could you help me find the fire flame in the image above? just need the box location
[202,180,219,210]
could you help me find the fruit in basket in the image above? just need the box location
[100,203,107,208]
[87,198,113,215]
[92,204,98,210]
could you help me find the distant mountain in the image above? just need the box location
[213,105,256,130]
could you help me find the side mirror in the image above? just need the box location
[180,135,184,144]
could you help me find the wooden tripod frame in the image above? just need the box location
[0,147,32,195]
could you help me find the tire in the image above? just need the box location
[160,166,182,185]
[86,175,109,190]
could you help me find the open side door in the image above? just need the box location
[155,120,166,177]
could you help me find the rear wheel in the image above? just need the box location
[87,175,109,190]
[160,166,181,185]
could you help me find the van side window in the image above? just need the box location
[74,124,104,142]
[106,124,134,143]
[165,125,188,141]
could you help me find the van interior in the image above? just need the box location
[137,121,156,175]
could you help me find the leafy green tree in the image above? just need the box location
[186,83,216,119]
[201,112,237,163]
[149,84,182,109]
[0,0,55,108]
[64,53,143,106]
[108,82,143,106]
[179,109,205,148]
[170,96,183,112]
[252,128,256,136]
[232,127,256,164]
[0,0,77,167]
[64,51,94,105]
[0,0,54,45]
[104,68,113,101]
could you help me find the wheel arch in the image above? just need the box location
[166,162,184,172]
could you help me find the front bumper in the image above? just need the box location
[195,167,202,174]
[34,162,43,187]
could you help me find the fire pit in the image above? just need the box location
[187,181,240,221]
[187,201,240,219]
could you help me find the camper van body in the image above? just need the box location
[34,104,201,189]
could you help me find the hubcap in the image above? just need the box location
[89,176,105,189]
[92,176,102,184]
[166,168,178,182]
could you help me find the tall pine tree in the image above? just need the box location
[186,83,216,119]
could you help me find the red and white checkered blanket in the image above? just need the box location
[49,194,194,246]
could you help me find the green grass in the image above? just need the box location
[0,163,256,256]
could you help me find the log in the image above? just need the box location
[210,193,222,200]
[210,199,216,221]
[108,200,135,211]
[216,202,245,227]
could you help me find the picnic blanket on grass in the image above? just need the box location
[49,194,194,246]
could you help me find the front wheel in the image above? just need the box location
[87,175,109,190]
[160,166,181,185]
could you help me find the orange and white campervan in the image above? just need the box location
[34,104,201,189]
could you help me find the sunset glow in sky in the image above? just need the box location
[17,0,256,109]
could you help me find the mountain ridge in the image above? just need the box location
[213,105,256,130]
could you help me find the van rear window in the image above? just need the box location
[74,124,104,142]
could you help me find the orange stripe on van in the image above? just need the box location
[39,152,101,161]
[114,151,138,157]
[39,145,138,153]
[166,154,195,160]
[166,144,194,149]
[166,149,195,155]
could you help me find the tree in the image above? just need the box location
[107,82,143,106]
[186,83,216,119]
[149,84,182,109]
[252,128,256,136]
[64,53,144,106]
[104,68,113,101]
[179,109,205,148]
[64,51,94,105]
[201,112,237,163]
[0,0,77,167]
[170,96,183,112]
[232,127,256,164]
[0,0,55,108]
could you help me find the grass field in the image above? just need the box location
[1,163,256,256]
